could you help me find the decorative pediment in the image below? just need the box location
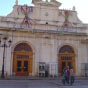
[32,0,42,4]
[32,0,61,7]
[51,0,61,7]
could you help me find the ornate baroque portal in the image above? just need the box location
[58,45,76,74]
[13,43,33,76]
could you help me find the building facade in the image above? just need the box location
[0,0,88,78]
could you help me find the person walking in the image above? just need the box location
[66,66,70,84]
[62,66,70,85]
[70,67,75,85]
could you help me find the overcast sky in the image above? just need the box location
[0,0,88,23]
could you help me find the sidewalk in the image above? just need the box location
[2,76,88,80]
[75,76,88,80]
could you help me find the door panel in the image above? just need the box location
[17,61,22,72]
[67,61,72,69]
[62,62,66,73]
[23,61,28,72]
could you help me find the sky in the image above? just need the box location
[0,0,88,23]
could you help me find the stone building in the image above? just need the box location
[0,0,88,78]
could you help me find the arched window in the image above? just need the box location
[59,45,74,54]
[14,43,32,52]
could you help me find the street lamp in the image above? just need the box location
[0,36,12,79]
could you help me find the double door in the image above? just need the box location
[13,52,32,76]
[59,54,75,74]
[16,59,29,76]
[62,61,72,72]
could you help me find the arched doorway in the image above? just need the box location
[58,45,75,74]
[13,43,33,76]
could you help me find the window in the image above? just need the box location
[59,45,74,54]
[14,43,32,52]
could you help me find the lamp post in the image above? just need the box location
[0,37,12,79]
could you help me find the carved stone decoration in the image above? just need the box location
[32,0,42,4]
[51,0,56,2]
[72,6,76,11]
[15,0,18,5]
[50,0,61,7]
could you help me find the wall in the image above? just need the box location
[0,30,86,77]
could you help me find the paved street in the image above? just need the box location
[0,79,88,88]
